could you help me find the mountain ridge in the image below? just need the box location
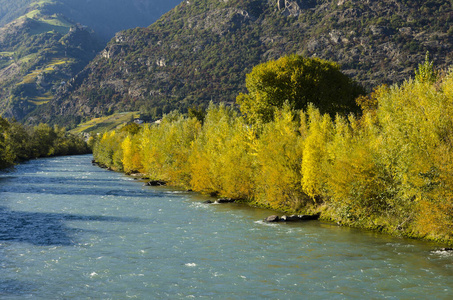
[30,0,452,127]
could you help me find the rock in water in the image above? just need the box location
[283,215,300,221]
[264,215,280,222]
[299,212,321,220]
[215,198,236,203]
[145,180,167,186]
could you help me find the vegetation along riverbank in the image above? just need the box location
[92,54,453,245]
[0,118,90,169]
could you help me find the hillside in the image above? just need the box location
[0,5,103,120]
[0,0,182,41]
[0,0,181,121]
[26,0,453,126]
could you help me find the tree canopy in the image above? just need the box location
[236,54,365,123]
[0,117,90,169]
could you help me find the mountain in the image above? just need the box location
[23,0,453,126]
[0,0,182,41]
[0,0,181,121]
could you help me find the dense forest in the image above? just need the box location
[0,117,90,169]
[92,54,453,244]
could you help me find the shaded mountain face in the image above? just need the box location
[0,0,181,121]
[0,0,182,40]
[44,0,183,42]
[0,0,35,25]
[22,0,453,126]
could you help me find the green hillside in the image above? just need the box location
[0,0,181,122]
[32,0,452,127]
[0,6,103,120]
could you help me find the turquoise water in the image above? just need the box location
[1,155,452,299]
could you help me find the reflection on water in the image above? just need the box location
[0,155,452,299]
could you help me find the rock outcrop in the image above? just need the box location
[277,0,302,16]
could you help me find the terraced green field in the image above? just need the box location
[70,112,140,133]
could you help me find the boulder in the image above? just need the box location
[299,212,321,220]
[145,180,167,186]
[264,213,321,223]
[264,215,280,222]
[283,215,301,221]
[215,198,236,203]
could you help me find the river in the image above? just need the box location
[0,155,452,299]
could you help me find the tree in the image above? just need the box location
[414,51,438,83]
[255,104,307,210]
[0,117,14,169]
[301,105,333,202]
[236,54,365,124]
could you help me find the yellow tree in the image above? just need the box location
[255,105,306,210]
[122,134,143,174]
[189,103,236,194]
[217,115,256,199]
[301,105,333,202]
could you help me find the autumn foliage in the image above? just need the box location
[93,58,453,244]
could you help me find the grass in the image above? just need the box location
[21,7,73,36]
[18,57,72,85]
[0,52,15,68]
[19,53,37,64]
[0,52,15,57]
[71,112,141,134]
[28,92,53,105]
[20,70,41,84]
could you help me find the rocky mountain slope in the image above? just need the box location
[0,0,181,121]
[25,0,453,126]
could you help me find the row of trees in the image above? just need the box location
[92,55,453,243]
[0,119,90,169]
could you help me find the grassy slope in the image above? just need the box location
[70,111,140,134]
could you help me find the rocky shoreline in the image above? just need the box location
[91,160,453,246]
[263,213,321,223]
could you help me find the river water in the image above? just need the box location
[0,155,452,299]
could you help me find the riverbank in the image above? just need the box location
[93,159,453,247]
[91,71,453,246]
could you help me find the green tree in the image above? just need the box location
[30,123,57,157]
[0,117,14,168]
[236,54,364,124]
[4,120,32,161]
[414,51,438,83]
